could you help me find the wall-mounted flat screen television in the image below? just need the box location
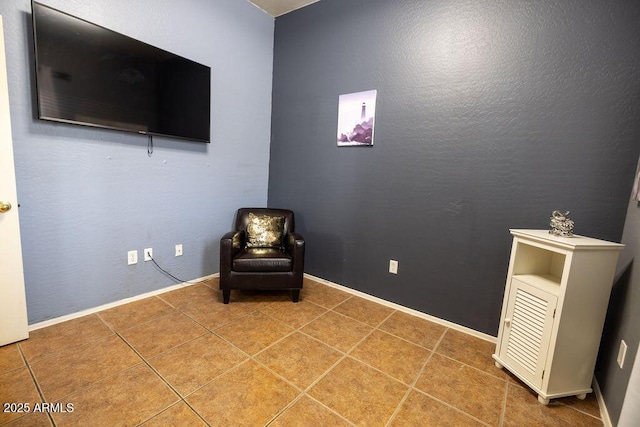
[32,1,211,143]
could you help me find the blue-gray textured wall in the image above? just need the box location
[0,0,274,323]
[268,0,640,335]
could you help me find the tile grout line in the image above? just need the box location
[303,394,359,427]
[557,397,605,421]
[408,387,493,427]
[19,314,117,365]
[172,303,308,405]
[256,299,331,330]
[15,343,57,427]
[96,311,212,427]
[424,351,510,424]
[500,367,605,422]
[301,307,398,423]
[434,351,509,382]
[254,299,329,332]
[116,330,211,427]
[256,293,487,425]
[136,401,211,427]
[272,393,357,427]
[262,302,397,426]
[259,350,360,424]
[385,328,495,427]
[259,307,375,425]
[287,303,445,355]
[162,309,320,427]
[384,327,446,427]
[19,329,168,421]
[98,303,186,335]
[212,292,357,366]
[178,358,254,400]
[499,374,510,427]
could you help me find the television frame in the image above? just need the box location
[31,1,211,143]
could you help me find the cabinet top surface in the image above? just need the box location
[510,229,625,250]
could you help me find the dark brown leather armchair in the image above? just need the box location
[219,208,305,303]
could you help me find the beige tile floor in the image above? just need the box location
[0,277,604,426]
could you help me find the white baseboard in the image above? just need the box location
[593,378,612,427]
[28,274,219,332]
[29,272,495,345]
[304,273,497,343]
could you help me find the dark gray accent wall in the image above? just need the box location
[268,0,640,335]
[596,157,640,425]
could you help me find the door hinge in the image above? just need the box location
[552,309,556,319]
[542,370,545,380]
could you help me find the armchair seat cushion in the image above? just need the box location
[232,248,292,272]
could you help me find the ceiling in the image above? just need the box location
[248,0,320,17]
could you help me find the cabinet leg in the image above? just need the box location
[495,361,503,369]
[576,393,587,400]
[538,395,550,405]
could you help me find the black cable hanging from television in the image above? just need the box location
[147,135,153,157]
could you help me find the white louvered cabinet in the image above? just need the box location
[493,229,624,405]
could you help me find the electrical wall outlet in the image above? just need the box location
[175,244,183,256]
[127,250,138,265]
[617,340,628,369]
[144,248,153,261]
[389,259,398,274]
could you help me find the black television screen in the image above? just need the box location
[32,2,211,143]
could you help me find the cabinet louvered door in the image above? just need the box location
[499,278,558,388]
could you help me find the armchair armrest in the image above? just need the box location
[287,232,305,275]
[220,230,245,274]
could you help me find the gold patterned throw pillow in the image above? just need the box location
[246,213,286,248]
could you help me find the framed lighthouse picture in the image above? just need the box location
[337,90,377,147]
